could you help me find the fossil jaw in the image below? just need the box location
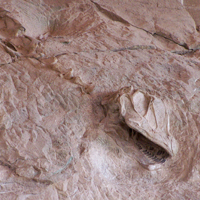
[102,87,179,165]
[129,128,170,164]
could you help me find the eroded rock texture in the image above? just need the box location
[0,0,200,199]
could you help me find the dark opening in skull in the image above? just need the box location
[129,128,170,164]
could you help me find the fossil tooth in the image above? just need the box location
[131,130,170,164]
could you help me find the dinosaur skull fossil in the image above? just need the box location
[101,86,179,167]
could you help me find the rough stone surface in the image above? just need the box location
[0,0,200,199]
[184,0,200,30]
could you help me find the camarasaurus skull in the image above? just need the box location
[101,86,179,168]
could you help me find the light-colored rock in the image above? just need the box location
[184,0,200,31]
[0,0,199,199]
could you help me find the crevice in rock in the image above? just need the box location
[111,45,156,52]
[90,0,130,25]
[153,32,189,49]
[90,45,156,53]
[171,46,200,55]
[90,0,154,35]
[56,45,156,55]
[90,0,190,50]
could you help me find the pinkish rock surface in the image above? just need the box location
[0,0,200,199]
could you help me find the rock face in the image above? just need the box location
[0,0,200,199]
[184,0,200,30]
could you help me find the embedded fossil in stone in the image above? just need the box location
[60,68,95,94]
[0,8,25,38]
[102,86,178,166]
[130,128,170,164]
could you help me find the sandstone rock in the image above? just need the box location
[0,0,199,199]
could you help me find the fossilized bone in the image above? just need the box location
[101,86,179,167]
